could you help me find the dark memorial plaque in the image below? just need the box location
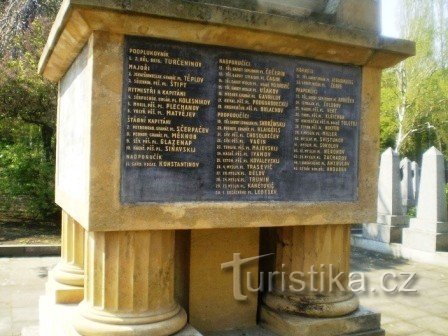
[121,36,362,203]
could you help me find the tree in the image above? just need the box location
[381,0,448,160]
[0,0,61,219]
[0,0,60,160]
[0,0,60,55]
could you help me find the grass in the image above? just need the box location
[0,220,60,245]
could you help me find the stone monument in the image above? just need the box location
[37,0,414,335]
[363,148,408,244]
[400,157,415,211]
[411,160,420,202]
[403,147,448,252]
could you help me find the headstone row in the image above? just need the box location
[363,147,448,253]
[403,147,448,252]
[363,148,408,243]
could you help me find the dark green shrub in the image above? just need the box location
[0,136,58,219]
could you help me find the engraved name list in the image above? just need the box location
[121,36,361,203]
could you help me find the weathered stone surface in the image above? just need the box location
[57,44,91,225]
[402,229,448,253]
[263,225,359,319]
[46,212,84,304]
[39,295,200,336]
[45,274,83,305]
[33,0,414,231]
[207,326,277,336]
[403,147,448,252]
[260,306,384,336]
[189,229,259,333]
[363,148,407,243]
[195,0,329,17]
[362,222,403,243]
[36,1,415,335]
[47,25,385,232]
[400,157,415,210]
[38,0,414,82]
[73,230,187,336]
[374,148,408,227]
[413,147,447,225]
[331,0,381,33]
[411,161,420,202]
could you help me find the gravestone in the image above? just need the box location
[411,160,420,202]
[400,157,415,210]
[37,0,414,335]
[363,148,408,243]
[403,147,448,252]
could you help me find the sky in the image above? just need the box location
[382,0,400,38]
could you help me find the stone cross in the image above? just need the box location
[403,147,448,252]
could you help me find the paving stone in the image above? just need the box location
[410,316,448,334]
[11,306,39,324]
[0,287,12,305]
[2,253,448,335]
[420,302,448,317]
[409,331,444,336]
[382,321,424,335]
[20,325,40,336]
[11,321,32,336]
[10,290,41,309]
[379,306,428,321]
[0,312,12,336]
[379,314,400,325]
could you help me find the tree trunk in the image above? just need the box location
[41,124,54,162]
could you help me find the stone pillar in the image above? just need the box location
[73,230,187,336]
[261,225,383,336]
[400,157,415,211]
[189,229,259,333]
[363,148,407,243]
[46,211,85,303]
[403,147,448,252]
[263,225,358,318]
[411,161,420,203]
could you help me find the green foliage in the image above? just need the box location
[380,70,399,152]
[380,0,448,161]
[0,0,60,221]
[0,18,57,129]
[407,206,417,218]
[0,128,58,219]
[446,184,448,210]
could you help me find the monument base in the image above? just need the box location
[362,222,406,243]
[260,306,384,336]
[351,233,448,267]
[38,295,202,336]
[45,272,83,304]
[402,227,448,252]
[376,214,408,226]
